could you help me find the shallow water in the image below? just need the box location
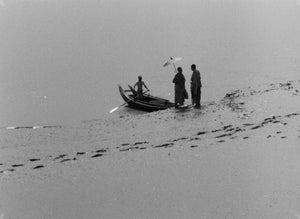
[1,0,300,127]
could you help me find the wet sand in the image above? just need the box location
[0,80,300,219]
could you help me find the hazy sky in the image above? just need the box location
[1,0,300,126]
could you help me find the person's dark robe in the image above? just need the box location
[191,69,201,106]
[172,72,188,105]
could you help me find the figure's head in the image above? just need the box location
[191,64,196,71]
[138,75,142,81]
[177,67,182,73]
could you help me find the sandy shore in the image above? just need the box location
[1,79,300,219]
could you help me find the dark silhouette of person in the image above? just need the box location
[190,64,202,108]
[172,67,188,108]
[134,75,149,99]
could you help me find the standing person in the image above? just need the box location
[134,75,149,99]
[190,64,202,108]
[172,67,188,108]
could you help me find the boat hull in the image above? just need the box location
[118,85,174,112]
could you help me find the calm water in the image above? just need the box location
[1,0,300,127]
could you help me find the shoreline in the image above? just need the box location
[1,79,299,173]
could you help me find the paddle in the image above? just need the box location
[109,89,149,113]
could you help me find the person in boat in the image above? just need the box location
[190,64,202,108]
[134,75,149,99]
[172,67,188,108]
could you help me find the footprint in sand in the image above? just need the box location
[33,165,44,169]
[223,125,233,130]
[171,137,188,142]
[251,125,262,130]
[76,152,86,155]
[134,141,149,145]
[215,134,229,138]
[243,123,254,127]
[217,140,225,143]
[11,164,24,168]
[286,113,299,118]
[189,137,200,141]
[91,153,103,158]
[29,158,40,162]
[54,154,67,160]
[272,120,281,124]
[212,129,222,133]
[153,143,174,148]
[60,158,72,163]
[94,149,107,153]
[226,128,235,132]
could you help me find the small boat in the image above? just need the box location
[118,85,174,112]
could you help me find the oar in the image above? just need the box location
[109,90,149,113]
[109,102,127,114]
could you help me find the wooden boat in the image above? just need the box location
[118,85,174,112]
